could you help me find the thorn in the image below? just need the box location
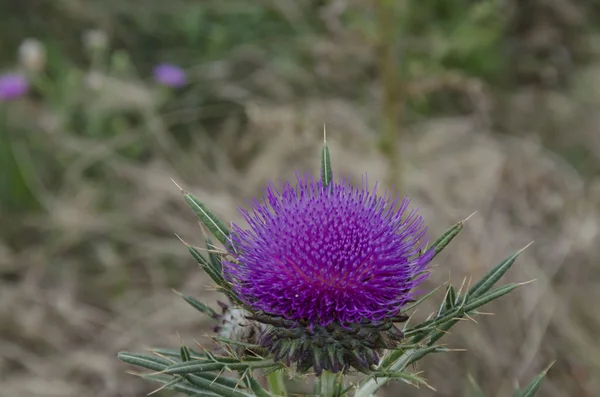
[147,369,169,376]
[456,277,468,299]
[472,311,495,316]
[174,233,189,246]
[402,308,416,330]
[194,339,207,352]
[464,313,478,324]
[198,222,209,239]
[453,317,471,322]
[463,276,473,304]
[517,241,535,254]
[154,351,175,362]
[189,244,227,255]
[544,360,556,372]
[460,211,477,224]
[148,379,176,396]
[211,368,226,386]
[170,177,186,193]
[517,278,537,286]
[433,326,452,335]
[323,124,327,143]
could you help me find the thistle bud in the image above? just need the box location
[18,38,46,72]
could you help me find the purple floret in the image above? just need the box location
[224,175,434,326]
[153,63,187,88]
[0,73,29,101]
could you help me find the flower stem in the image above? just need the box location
[353,350,414,397]
[376,0,404,189]
[318,370,337,397]
[267,371,287,396]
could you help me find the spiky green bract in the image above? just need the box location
[249,312,408,376]
[182,190,231,248]
[321,139,332,189]
[353,243,532,397]
[514,362,554,397]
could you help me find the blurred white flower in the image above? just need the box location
[18,38,46,72]
[82,29,109,51]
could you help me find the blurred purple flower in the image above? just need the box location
[0,73,29,101]
[153,63,187,88]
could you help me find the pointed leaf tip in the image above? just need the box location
[430,221,464,258]
[184,193,231,247]
[515,361,554,397]
[468,246,529,300]
[170,177,186,193]
[173,233,189,246]
[321,138,333,188]
[461,211,477,224]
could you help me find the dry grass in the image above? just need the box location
[1,97,600,397]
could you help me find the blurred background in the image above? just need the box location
[1,0,600,396]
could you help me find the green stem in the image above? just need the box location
[353,350,414,397]
[267,371,287,396]
[318,371,336,397]
[376,0,404,189]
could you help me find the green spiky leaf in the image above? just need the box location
[466,283,524,313]
[468,243,531,300]
[183,192,231,247]
[184,372,256,397]
[118,352,173,371]
[206,237,223,273]
[467,374,485,397]
[180,345,191,362]
[174,290,218,319]
[514,362,554,397]
[245,374,274,397]
[140,374,221,397]
[162,357,278,375]
[429,218,467,257]
[375,370,434,390]
[151,347,205,360]
[188,245,226,286]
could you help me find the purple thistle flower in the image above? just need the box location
[224,175,434,327]
[153,63,187,88]
[0,73,29,101]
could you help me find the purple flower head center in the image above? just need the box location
[153,63,186,87]
[0,73,29,101]
[224,175,434,327]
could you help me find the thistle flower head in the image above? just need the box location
[224,175,434,328]
[0,73,29,101]
[153,63,187,88]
